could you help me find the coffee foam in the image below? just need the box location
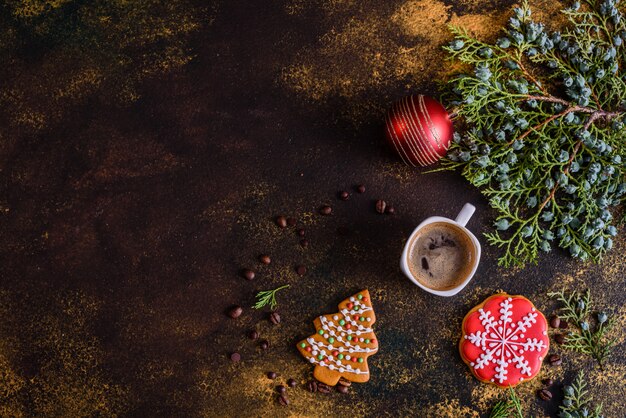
[406,221,475,291]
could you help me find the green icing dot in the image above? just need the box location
[318,330,324,335]
[328,337,335,343]
[365,339,370,344]
[357,294,363,300]
[347,335,352,341]
[358,358,364,363]
[354,305,360,311]
[338,354,344,360]
[300,342,306,348]
[359,316,365,322]
[339,319,345,326]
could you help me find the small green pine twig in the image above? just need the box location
[489,386,524,418]
[548,289,617,368]
[559,371,604,418]
[253,285,290,310]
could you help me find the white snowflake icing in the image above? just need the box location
[464,297,547,384]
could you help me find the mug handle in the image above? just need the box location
[455,203,476,227]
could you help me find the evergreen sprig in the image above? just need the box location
[559,371,604,418]
[548,289,617,368]
[253,285,290,310]
[443,0,626,267]
[489,386,524,418]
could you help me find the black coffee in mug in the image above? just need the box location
[406,221,476,291]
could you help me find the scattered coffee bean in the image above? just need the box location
[559,320,569,329]
[550,316,561,329]
[356,184,366,193]
[319,205,332,216]
[385,205,396,215]
[287,217,296,226]
[230,352,241,362]
[337,378,351,387]
[269,312,281,325]
[307,380,318,393]
[555,333,566,344]
[227,305,243,319]
[276,385,286,394]
[375,199,387,214]
[259,254,271,265]
[259,339,269,350]
[339,191,350,201]
[267,371,277,379]
[336,384,349,394]
[300,239,309,248]
[287,378,297,388]
[537,388,552,401]
[548,354,562,366]
[277,394,289,406]
[296,228,305,237]
[241,269,255,281]
[317,382,331,393]
[247,330,259,340]
[296,265,307,276]
[542,378,554,386]
[275,216,287,228]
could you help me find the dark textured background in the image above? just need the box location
[0,0,624,416]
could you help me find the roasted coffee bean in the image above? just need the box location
[307,380,318,393]
[276,216,287,228]
[296,265,307,276]
[319,205,332,216]
[269,312,281,325]
[259,254,271,265]
[247,330,259,340]
[287,378,297,388]
[267,371,277,379]
[555,333,566,344]
[300,239,309,248]
[537,388,552,401]
[259,339,269,350]
[276,385,286,394]
[230,352,241,362]
[339,191,350,201]
[287,217,296,226]
[227,305,243,319]
[356,185,366,193]
[542,378,554,386]
[241,269,255,281]
[317,383,331,393]
[385,205,396,215]
[559,320,569,329]
[336,384,349,394]
[375,200,387,214]
[277,394,289,406]
[548,354,562,366]
[337,378,351,387]
[550,316,561,329]
[296,228,305,237]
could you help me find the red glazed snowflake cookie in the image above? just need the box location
[460,294,550,387]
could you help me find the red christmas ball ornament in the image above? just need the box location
[385,95,454,167]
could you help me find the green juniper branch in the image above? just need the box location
[443,0,626,267]
[548,289,617,368]
[559,371,604,418]
[253,285,290,310]
[489,386,524,418]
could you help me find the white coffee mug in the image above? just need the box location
[400,203,481,297]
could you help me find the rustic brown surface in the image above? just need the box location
[0,0,624,417]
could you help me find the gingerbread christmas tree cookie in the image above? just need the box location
[460,293,550,387]
[297,290,378,386]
